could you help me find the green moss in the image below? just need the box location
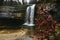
[55,27,60,35]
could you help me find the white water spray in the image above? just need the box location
[23,7,30,25]
[23,4,36,26]
[29,4,36,26]
[26,0,30,4]
[19,0,23,4]
[23,0,31,5]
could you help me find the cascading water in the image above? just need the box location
[23,4,36,26]
[22,0,39,26]
[23,6,30,25]
[29,4,36,26]
[19,0,23,4]
[26,0,30,5]
[23,0,30,5]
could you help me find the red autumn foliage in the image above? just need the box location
[34,4,56,39]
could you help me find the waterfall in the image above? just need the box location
[19,0,23,4]
[29,4,36,26]
[26,0,30,4]
[23,4,36,26]
[23,0,30,5]
[23,6,30,25]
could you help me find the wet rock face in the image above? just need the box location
[54,1,60,22]
[0,0,3,6]
[2,0,39,5]
[56,0,60,15]
[50,2,60,22]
